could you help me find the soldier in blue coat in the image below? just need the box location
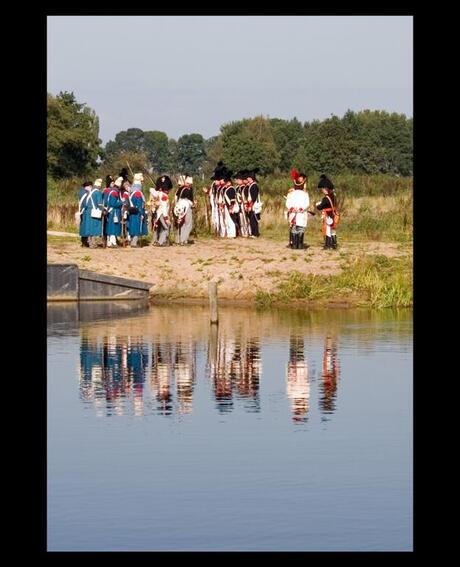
[105,176,123,247]
[78,181,104,248]
[127,173,148,247]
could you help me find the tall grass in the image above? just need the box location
[255,254,413,309]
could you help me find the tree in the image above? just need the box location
[221,116,280,174]
[47,91,103,178]
[97,151,150,182]
[176,133,206,175]
[104,128,146,157]
[143,131,170,174]
[270,117,305,171]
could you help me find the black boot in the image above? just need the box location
[294,233,300,249]
[331,235,337,249]
[288,231,294,248]
[298,233,304,249]
[323,236,329,249]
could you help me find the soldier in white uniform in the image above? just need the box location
[285,170,311,249]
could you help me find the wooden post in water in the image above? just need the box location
[208,281,218,324]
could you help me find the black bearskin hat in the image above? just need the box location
[105,175,114,187]
[155,175,173,191]
[119,168,130,182]
[211,160,226,180]
[219,167,233,181]
[318,174,334,190]
[83,181,92,187]
[246,167,260,180]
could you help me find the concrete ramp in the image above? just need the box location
[47,264,152,301]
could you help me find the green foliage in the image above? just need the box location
[47,91,103,178]
[294,110,413,175]
[217,110,412,176]
[98,150,150,181]
[176,133,206,175]
[221,116,280,174]
[105,128,172,174]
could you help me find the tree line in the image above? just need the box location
[48,91,413,180]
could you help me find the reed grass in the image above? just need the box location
[255,254,413,309]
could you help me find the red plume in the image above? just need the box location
[290,169,299,181]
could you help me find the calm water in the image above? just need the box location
[47,302,413,551]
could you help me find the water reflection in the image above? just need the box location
[286,335,310,423]
[320,335,340,418]
[74,306,411,423]
[206,326,261,413]
[79,332,198,418]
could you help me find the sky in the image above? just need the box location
[47,15,413,145]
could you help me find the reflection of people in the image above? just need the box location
[206,331,261,413]
[79,334,149,417]
[150,342,173,415]
[320,335,339,415]
[286,335,310,423]
[173,341,196,415]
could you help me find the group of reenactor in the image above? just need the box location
[204,162,262,239]
[76,162,339,250]
[76,168,196,248]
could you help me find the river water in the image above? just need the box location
[47,302,412,551]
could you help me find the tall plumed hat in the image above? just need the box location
[155,175,173,191]
[291,169,307,186]
[211,161,226,181]
[105,175,114,187]
[318,174,334,190]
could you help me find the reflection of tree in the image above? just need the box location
[319,335,340,416]
[286,335,310,424]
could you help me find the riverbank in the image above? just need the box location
[47,234,412,308]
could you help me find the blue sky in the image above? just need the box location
[47,15,413,144]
